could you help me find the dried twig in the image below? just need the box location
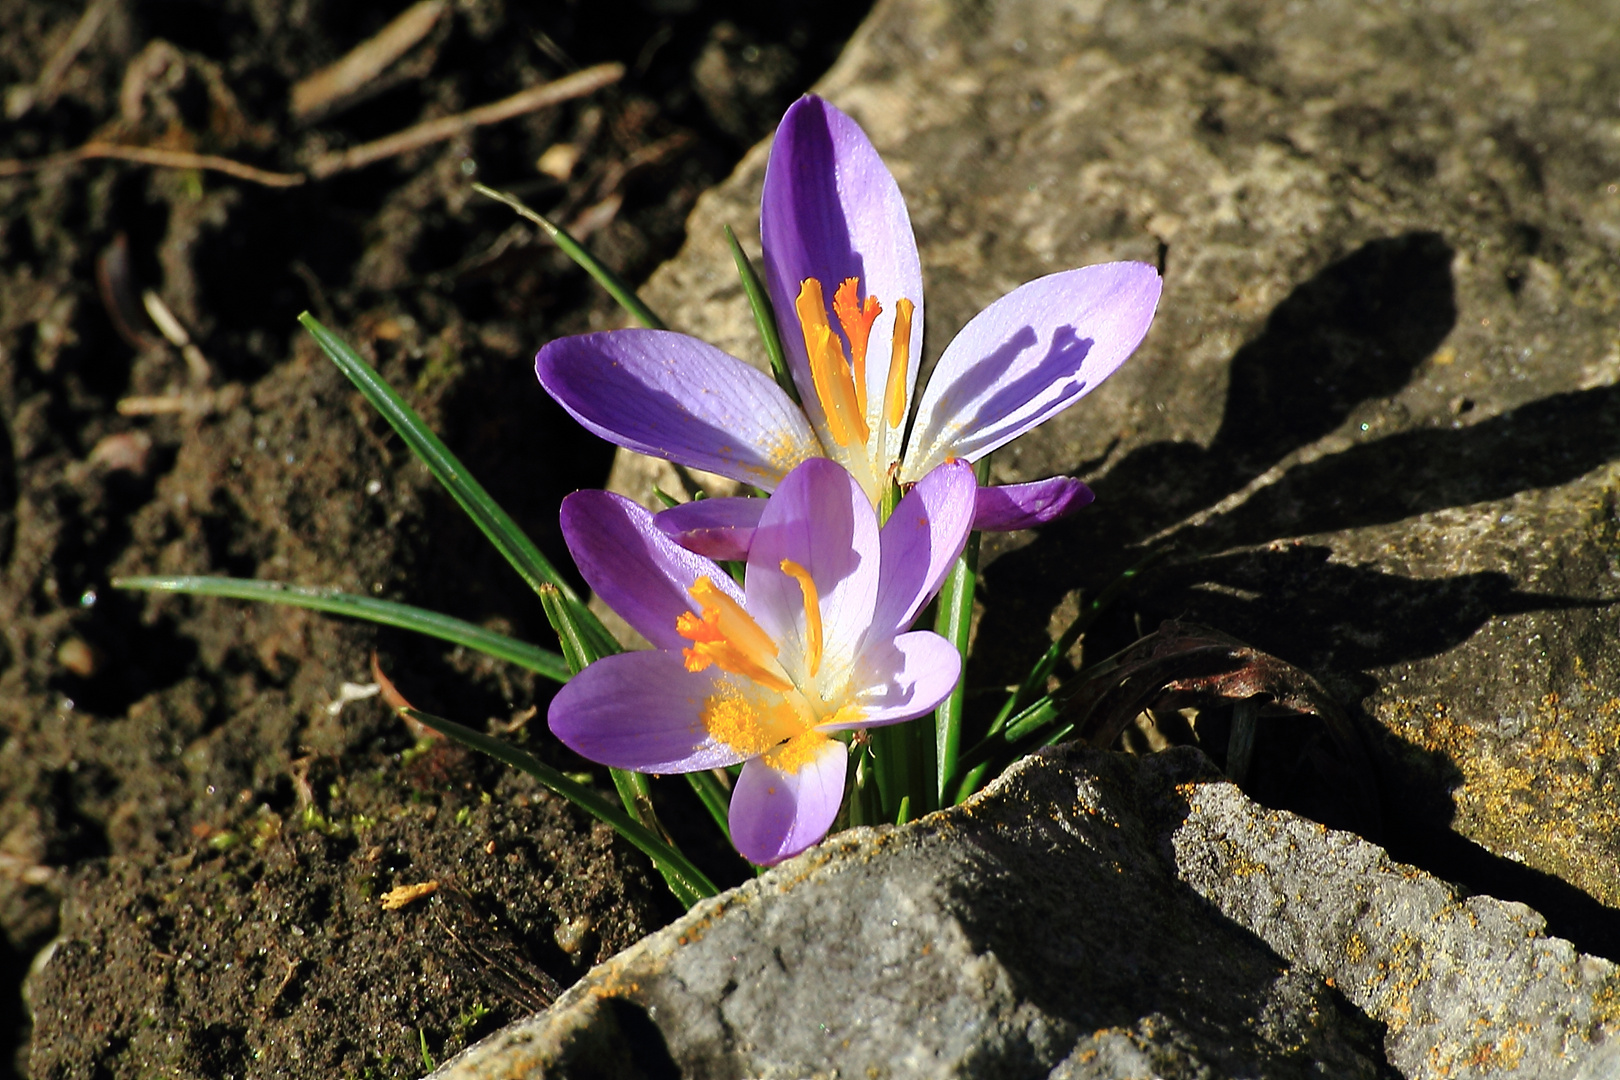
[308,62,623,178]
[5,0,117,119]
[116,384,242,418]
[291,0,446,119]
[0,141,306,187]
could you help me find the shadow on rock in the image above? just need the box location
[973,230,1620,961]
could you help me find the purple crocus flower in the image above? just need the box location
[537,94,1161,555]
[549,457,975,866]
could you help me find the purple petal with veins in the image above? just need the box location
[537,328,820,491]
[559,489,739,652]
[654,497,766,562]
[828,630,963,730]
[728,738,848,866]
[744,458,879,680]
[869,459,976,637]
[548,652,747,773]
[761,95,924,441]
[973,476,1095,532]
[903,262,1161,479]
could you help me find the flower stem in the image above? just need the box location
[471,183,667,331]
[932,458,990,805]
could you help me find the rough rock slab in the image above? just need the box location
[431,747,1620,1079]
[613,0,1620,923]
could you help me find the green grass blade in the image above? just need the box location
[949,761,990,806]
[723,224,798,404]
[400,705,716,907]
[987,548,1165,739]
[538,583,606,671]
[538,584,689,883]
[297,312,618,660]
[114,574,571,683]
[472,183,666,330]
[685,771,733,844]
[868,722,914,822]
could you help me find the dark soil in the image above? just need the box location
[0,2,868,1076]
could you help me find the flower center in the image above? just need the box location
[676,571,863,761]
[793,276,916,472]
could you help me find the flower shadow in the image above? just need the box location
[972,229,1620,959]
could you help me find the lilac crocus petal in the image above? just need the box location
[902,262,1163,480]
[653,497,765,562]
[548,652,748,773]
[729,737,848,866]
[761,95,924,448]
[827,630,962,731]
[972,476,1096,532]
[745,458,879,681]
[559,490,740,651]
[537,329,820,491]
[869,459,976,638]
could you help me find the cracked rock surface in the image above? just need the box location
[434,747,1619,1079]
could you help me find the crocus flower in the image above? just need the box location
[548,457,975,865]
[536,94,1162,557]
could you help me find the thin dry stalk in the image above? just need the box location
[307,62,623,178]
[0,141,306,186]
[290,0,445,119]
[5,0,117,119]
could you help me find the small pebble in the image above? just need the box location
[56,637,101,677]
[554,915,593,954]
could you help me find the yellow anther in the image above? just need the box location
[699,684,777,756]
[761,728,832,774]
[777,558,823,677]
[796,278,869,449]
[885,298,914,429]
[677,577,792,693]
[832,278,881,415]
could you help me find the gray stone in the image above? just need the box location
[432,747,1620,1079]
[612,0,1620,920]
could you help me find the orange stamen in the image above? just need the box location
[676,577,792,693]
[885,297,915,428]
[777,558,823,677]
[832,278,881,414]
[795,278,870,449]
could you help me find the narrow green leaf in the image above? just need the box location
[538,583,604,672]
[869,722,913,823]
[895,795,911,826]
[987,548,1165,739]
[723,224,798,404]
[847,743,878,828]
[932,458,990,804]
[297,312,619,660]
[538,585,687,885]
[685,770,733,844]
[537,584,679,862]
[401,705,716,907]
[472,183,666,331]
[114,574,571,683]
[950,761,991,806]
[1003,694,1063,742]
